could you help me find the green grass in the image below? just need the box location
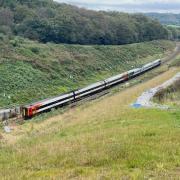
[0,67,179,179]
[154,79,180,108]
[0,37,175,107]
[170,56,180,67]
[0,104,179,179]
[153,56,180,108]
[167,25,180,28]
[0,38,178,179]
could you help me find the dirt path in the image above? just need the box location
[132,72,180,109]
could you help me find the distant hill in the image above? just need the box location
[0,0,173,45]
[146,13,180,26]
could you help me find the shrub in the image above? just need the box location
[30,47,40,54]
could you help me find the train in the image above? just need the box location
[22,59,161,119]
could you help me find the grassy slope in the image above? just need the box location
[0,39,179,179]
[0,38,175,107]
[155,80,180,107]
[0,62,179,178]
[154,56,180,108]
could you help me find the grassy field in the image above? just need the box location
[167,25,180,28]
[0,62,179,179]
[0,38,175,108]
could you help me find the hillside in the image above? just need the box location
[0,1,179,178]
[0,0,174,45]
[1,60,179,179]
[154,79,180,108]
[146,13,180,26]
[0,38,175,108]
[154,57,180,108]
[145,13,180,40]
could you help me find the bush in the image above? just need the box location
[30,47,40,54]
[0,33,5,41]
[10,38,19,47]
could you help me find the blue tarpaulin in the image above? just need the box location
[131,103,142,108]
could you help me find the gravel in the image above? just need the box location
[132,72,180,109]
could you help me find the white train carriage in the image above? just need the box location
[23,92,74,118]
[105,72,129,87]
[74,81,106,99]
[141,59,161,72]
[22,59,162,119]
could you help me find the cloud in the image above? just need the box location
[54,0,180,13]
[55,0,180,4]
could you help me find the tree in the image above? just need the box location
[0,8,14,26]
[0,0,171,45]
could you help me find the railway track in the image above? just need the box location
[0,43,180,121]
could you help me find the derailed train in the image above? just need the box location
[22,59,161,119]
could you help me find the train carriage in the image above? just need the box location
[23,92,74,118]
[22,59,161,119]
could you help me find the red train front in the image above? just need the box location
[23,104,41,119]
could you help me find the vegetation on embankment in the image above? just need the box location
[0,38,175,107]
[154,79,180,107]
[0,68,179,179]
[153,55,180,108]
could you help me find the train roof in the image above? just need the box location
[23,59,162,108]
[24,91,74,108]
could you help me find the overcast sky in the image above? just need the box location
[54,0,180,13]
